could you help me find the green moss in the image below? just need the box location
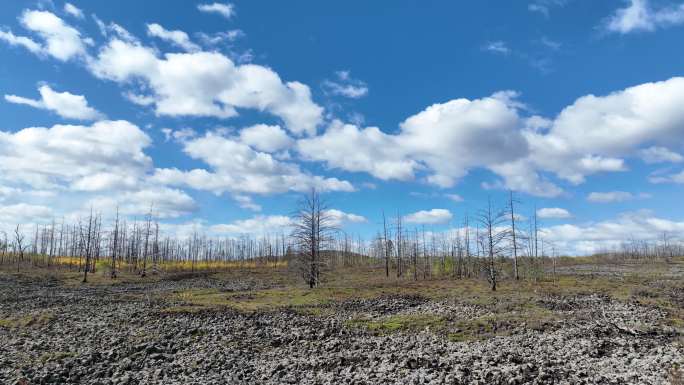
[0,312,54,329]
[665,315,684,328]
[159,305,208,314]
[171,286,389,312]
[446,302,558,342]
[39,351,76,363]
[346,314,445,334]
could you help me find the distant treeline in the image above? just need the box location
[0,190,681,287]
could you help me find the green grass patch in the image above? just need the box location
[0,311,55,329]
[346,314,445,334]
[39,351,76,363]
[448,302,558,342]
[170,286,387,312]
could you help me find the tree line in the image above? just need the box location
[1,190,681,287]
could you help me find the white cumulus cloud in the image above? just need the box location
[63,3,84,19]
[537,207,572,219]
[324,209,367,226]
[5,84,103,120]
[587,191,641,203]
[0,120,151,190]
[404,209,453,225]
[239,124,293,153]
[146,23,200,52]
[541,211,684,255]
[639,146,683,164]
[0,30,43,54]
[197,3,235,19]
[606,0,684,33]
[20,10,88,61]
[152,131,354,196]
[88,38,323,135]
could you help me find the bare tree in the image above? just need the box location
[464,214,471,278]
[14,224,26,271]
[82,209,95,283]
[0,230,7,265]
[454,227,463,278]
[141,207,153,278]
[412,229,419,281]
[382,210,390,278]
[477,198,508,291]
[507,190,520,280]
[291,188,336,288]
[111,207,120,279]
[396,213,403,278]
[532,205,541,281]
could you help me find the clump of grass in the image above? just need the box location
[667,317,684,328]
[670,364,684,385]
[447,317,508,342]
[39,351,76,363]
[448,302,558,342]
[159,305,208,314]
[0,311,55,329]
[632,288,660,299]
[170,286,389,312]
[347,314,445,334]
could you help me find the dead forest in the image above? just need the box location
[1,190,682,288]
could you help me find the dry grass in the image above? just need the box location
[160,263,684,343]
[670,365,684,385]
[346,314,446,334]
[0,311,55,329]
[2,259,683,337]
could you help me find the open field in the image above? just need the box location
[1,260,683,385]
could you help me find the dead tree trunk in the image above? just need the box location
[508,190,520,281]
[383,210,390,278]
[111,208,119,279]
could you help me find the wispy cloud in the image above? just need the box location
[528,0,568,17]
[482,40,511,55]
[4,84,103,120]
[606,0,684,34]
[537,207,572,219]
[197,2,235,19]
[405,209,453,225]
[322,70,369,99]
[587,191,650,203]
[63,3,84,19]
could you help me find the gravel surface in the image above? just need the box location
[0,273,682,385]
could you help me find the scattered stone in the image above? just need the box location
[0,274,682,385]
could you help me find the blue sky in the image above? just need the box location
[1,0,684,254]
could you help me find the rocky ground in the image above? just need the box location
[0,271,682,385]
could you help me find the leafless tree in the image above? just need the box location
[14,224,26,271]
[0,230,7,265]
[111,207,120,279]
[382,210,390,277]
[291,188,336,288]
[477,198,508,291]
[464,214,471,278]
[82,209,96,283]
[141,207,153,278]
[507,190,521,280]
[412,229,419,281]
[453,227,463,278]
[396,213,403,278]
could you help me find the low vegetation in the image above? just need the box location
[1,190,683,383]
[1,257,683,384]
